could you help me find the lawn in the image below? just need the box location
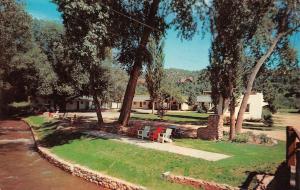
[26,115,285,190]
[131,111,209,123]
[25,115,57,139]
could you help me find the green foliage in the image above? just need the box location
[0,0,58,114]
[262,108,273,127]
[232,132,252,143]
[253,68,300,112]
[53,0,115,115]
[145,37,165,103]
[257,134,273,144]
[197,103,208,113]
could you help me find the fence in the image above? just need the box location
[286,126,300,190]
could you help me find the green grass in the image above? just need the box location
[26,116,285,189]
[131,111,209,123]
[25,115,47,126]
[278,108,299,113]
[24,115,57,139]
[51,137,284,189]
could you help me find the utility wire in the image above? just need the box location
[98,2,161,32]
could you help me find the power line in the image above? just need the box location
[98,2,161,32]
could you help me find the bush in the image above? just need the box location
[257,134,272,144]
[232,132,253,143]
[197,103,208,113]
[262,108,273,127]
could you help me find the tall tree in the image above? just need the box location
[145,38,165,114]
[0,0,57,115]
[235,0,300,132]
[209,0,255,139]
[54,0,112,126]
[116,0,204,126]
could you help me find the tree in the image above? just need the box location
[54,0,113,126]
[235,0,300,132]
[209,0,253,139]
[145,38,165,114]
[31,19,75,110]
[107,65,128,108]
[116,0,204,126]
[0,0,57,115]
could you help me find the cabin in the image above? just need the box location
[132,95,189,111]
[196,91,268,120]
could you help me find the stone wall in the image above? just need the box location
[197,114,223,140]
[25,120,146,190]
[38,148,145,190]
[162,172,238,190]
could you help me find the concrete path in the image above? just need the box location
[83,131,230,161]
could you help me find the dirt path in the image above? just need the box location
[0,119,102,190]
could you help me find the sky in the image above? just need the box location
[24,0,299,71]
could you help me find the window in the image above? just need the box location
[81,101,84,104]
[245,104,250,112]
[133,102,137,105]
[143,102,146,105]
[140,102,143,107]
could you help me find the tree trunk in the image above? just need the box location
[152,101,155,114]
[118,62,142,125]
[93,95,104,127]
[229,97,236,140]
[118,0,160,126]
[216,96,229,131]
[235,33,283,133]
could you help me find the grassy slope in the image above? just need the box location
[26,116,285,190]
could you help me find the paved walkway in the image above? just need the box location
[83,131,230,161]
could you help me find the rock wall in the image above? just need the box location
[38,148,145,190]
[162,172,238,190]
[25,120,146,190]
[197,115,223,140]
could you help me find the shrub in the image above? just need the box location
[262,108,273,127]
[197,103,208,113]
[257,134,272,144]
[232,132,253,143]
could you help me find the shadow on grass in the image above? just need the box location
[240,162,289,190]
[38,130,88,147]
[36,117,118,148]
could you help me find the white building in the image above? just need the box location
[197,92,268,120]
[132,95,190,111]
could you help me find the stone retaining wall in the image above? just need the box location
[24,120,146,190]
[197,115,223,140]
[162,172,238,190]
